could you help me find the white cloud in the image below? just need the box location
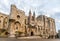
[0,0,60,32]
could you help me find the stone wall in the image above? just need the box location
[0,4,56,39]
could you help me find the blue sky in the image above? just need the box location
[0,0,60,32]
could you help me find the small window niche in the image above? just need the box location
[17,15,20,19]
[0,20,1,23]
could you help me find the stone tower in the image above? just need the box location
[9,4,26,37]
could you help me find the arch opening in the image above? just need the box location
[31,31,34,36]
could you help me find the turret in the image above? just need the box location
[11,4,17,13]
[10,4,17,19]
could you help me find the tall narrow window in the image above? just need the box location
[0,20,1,23]
[16,27,18,29]
[25,19,26,24]
[48,21,50,27]
[43,31,45,34]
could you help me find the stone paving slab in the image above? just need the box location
[17,36,41,39]
[0,38,60,41]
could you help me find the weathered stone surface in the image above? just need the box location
[0,4,56,39]
[0,38,60,41]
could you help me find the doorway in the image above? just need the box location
[31,32,34,36]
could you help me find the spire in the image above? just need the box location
[29,10,32,18]
[33,11,35,17]
[29,10,32,16]
[33,11,35,21]
[28,10,32,24]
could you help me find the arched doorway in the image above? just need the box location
[31,31,34,36]
[15,21,21,31]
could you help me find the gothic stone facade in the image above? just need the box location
[0,5,56,39]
